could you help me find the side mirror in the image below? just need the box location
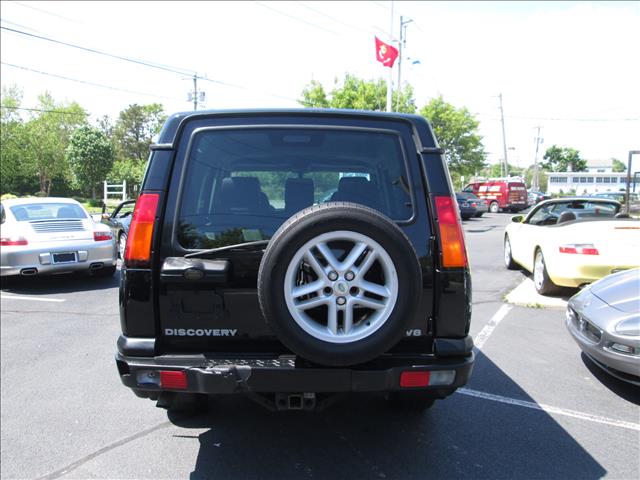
[511,215,524,223]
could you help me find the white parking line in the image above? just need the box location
[457,388,640,432]
[0,294,66,303]
[474,304,512,350]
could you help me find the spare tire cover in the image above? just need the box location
[257,202,422,366]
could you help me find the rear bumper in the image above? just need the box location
[0,241,116,276]
[116,342,474,397]
[549,261,638,288]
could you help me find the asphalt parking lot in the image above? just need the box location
[1,213,638,480]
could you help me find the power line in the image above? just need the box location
[0,105,89,115]
[254,1,339,34]
[1,24,305,106]
[475,112,639,122]
[1,62,183,102]
[11,1,81,23]
[295,2,371,35]
[0,25,196,76]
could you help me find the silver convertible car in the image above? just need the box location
[566,268,640,386]
[0,197,117,279]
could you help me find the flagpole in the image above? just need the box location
[386,1,394,112]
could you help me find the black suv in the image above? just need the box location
[115,109,474,411]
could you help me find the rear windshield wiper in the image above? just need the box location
[184,240,270,259]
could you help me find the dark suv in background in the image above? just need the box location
[115,109,474,412]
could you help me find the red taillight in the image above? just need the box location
[559,244,599,255]
[93,231,113,242]
[0,236,28,246]
[159,370,188,390]
[400,371,431,388]
[434,196,468,268]
[124,193,159,268]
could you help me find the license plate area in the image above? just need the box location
[52,252,77,264]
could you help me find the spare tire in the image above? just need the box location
[257,202,422,366]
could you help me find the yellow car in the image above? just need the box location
[504,198,640,295]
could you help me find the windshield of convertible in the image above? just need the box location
[526,200,620,226]
[177,128,413,249]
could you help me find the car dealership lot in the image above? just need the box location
[1,214,638,480]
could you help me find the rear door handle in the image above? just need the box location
[160,257,229,283]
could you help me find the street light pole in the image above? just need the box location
[396,16,412,112]
[625,150,640,214]
[498,93,509,177]
[386,1,394,112]
[533,126,543,191]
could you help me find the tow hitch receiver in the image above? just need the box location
[275,392,316,411]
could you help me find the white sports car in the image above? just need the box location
[1,197,117,279]
[503,198,640,295]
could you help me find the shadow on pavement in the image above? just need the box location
[0,268,120,294]
[581,352,640,405]
[168,351,607,480]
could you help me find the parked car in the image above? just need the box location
[464,177,528,213]
[101,199,136,259]
[591,192,640,215]
[528,190,551,206]
[566,268,640,386]
[115,109,474,412]
[456,193,478,220]
[0,197,116,279]
[504,197,640,295]
[457,191,488,217]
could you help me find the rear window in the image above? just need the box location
[176,128,413,249]
[9,203,87,221]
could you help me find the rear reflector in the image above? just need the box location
[124,193,159,268]
[0,236,28,246]
[93,231,113,242]
[434,196,468,268]
[400,371,431,388]
[559,244,599,255]
[159,370,188,390]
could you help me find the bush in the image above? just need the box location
[1,193,18,200]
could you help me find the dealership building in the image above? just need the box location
[546,159,628,195]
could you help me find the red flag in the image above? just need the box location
[375,36,399,68]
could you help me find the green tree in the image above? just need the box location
[419,96,486,178]
[0,86,35,195]
[481,162,524,179]
[25,93,87,195]
[611,158,626,172]
[113,103,166,163]
[66,125,114,199]
[541,145,586,172]
[110,104,166,195]
[299,74,416,113]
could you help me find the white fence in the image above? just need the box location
[103,180,127,203]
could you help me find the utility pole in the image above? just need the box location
[498,93,509,177]
[386,1,394,112]
[533,126,543,191]
[396,16,412,112]
[187,74,205,111]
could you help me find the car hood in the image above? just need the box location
[589,268,640,314]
